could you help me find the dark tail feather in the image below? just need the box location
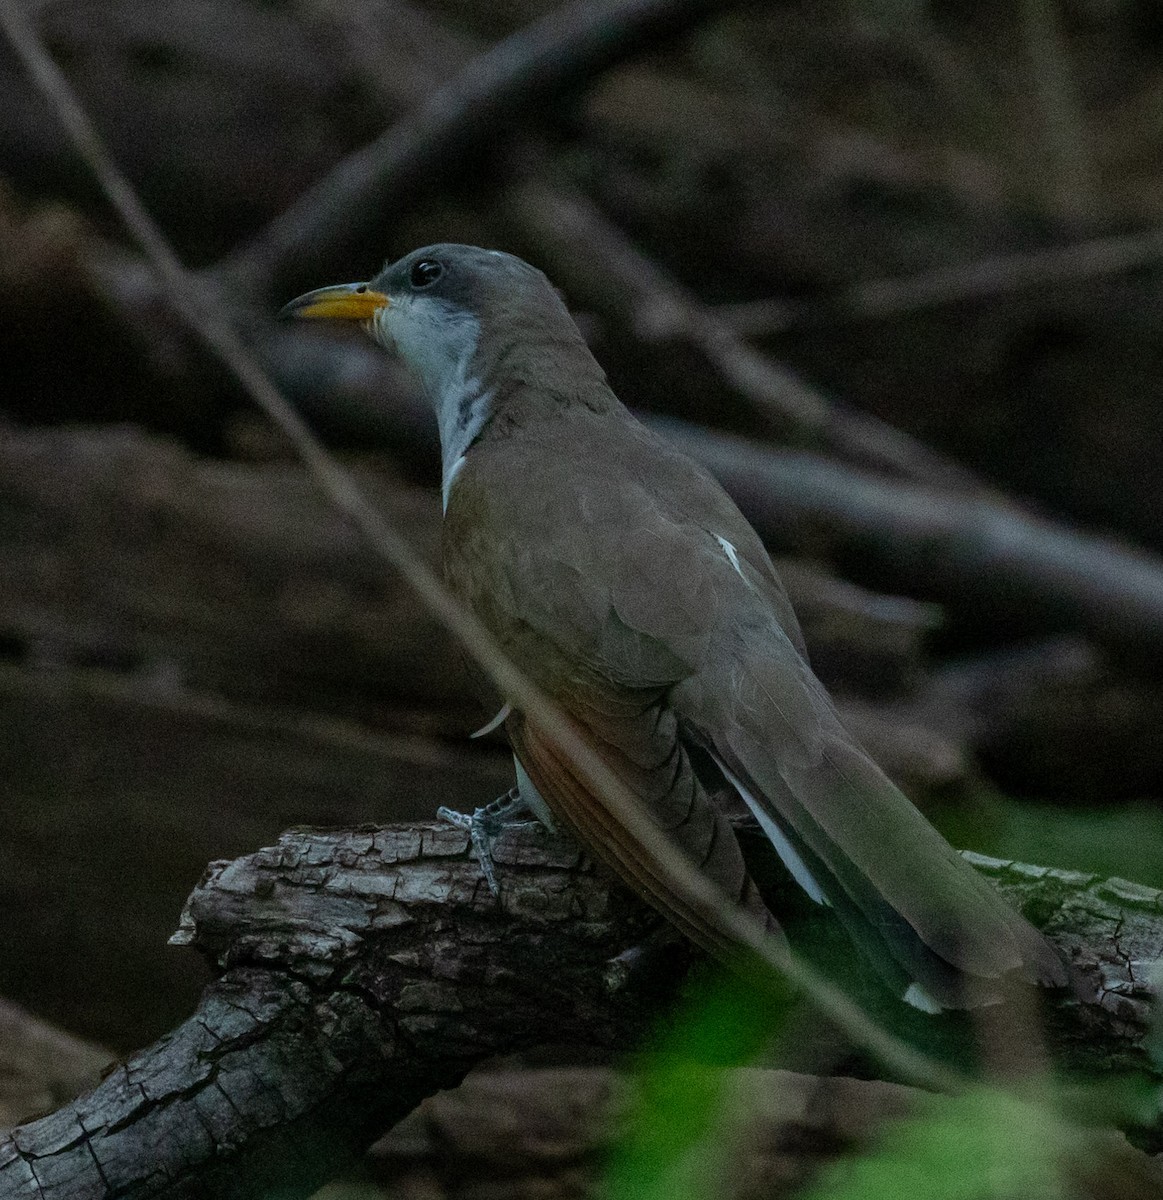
[696,666,1066,1007]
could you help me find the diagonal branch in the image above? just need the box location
[504,175,995,494]
[255,322,1163,665]
[656,419,1163,665]
[714,226,1163,335]
[284,0,995,493]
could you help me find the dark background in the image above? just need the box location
[1,2,1162,1188]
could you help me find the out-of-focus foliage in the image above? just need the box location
[606,970,794,1200]
[935,793,1163,891]
[606,983,1162,1200]
[804,1090,1065,1200]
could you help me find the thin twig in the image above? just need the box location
[716,225,1163,336]
[0,0,963,1099]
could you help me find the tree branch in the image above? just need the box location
[714,226,1163,336]
[504,175,994,494]
[656,419,1163,666]
[16,0,1163,672]
[1,822,1159,1199]
[215,0,742,300]
[261,329,1163,668]
[288,0,993,492]
[0,422,935,722]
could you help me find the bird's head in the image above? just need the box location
[280,243,580,402]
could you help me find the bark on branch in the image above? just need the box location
[1,822,1160,1199]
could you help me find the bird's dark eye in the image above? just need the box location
[410,259,444,288]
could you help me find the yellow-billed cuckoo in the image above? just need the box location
[282,244,1066,1010]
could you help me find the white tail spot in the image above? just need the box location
[713,534,746,581]
[903,983,943,1014]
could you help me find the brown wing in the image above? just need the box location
[444,412,781,951]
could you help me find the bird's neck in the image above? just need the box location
[428,323,614,509]
[437,377,494,512]
[392,306,490,511]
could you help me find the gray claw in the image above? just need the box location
[438,788,529,895]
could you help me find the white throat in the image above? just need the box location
[372,297,494,510]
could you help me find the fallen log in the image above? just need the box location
[1,821,1158,1199]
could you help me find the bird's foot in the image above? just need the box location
[437,787,531,896]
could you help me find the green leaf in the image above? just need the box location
[804,1089,1067,1200]
[605,968,794,1200]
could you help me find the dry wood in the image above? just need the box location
[0,1,383,255]
[886,639,1163,802]
[714,227,1163,335]
[1,821,1159,1199]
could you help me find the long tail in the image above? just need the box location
[679,654,1066,1008]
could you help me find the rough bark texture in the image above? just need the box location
[1,822,1160,1199]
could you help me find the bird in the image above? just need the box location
[281,244,1066,1010]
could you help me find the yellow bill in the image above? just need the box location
[278,283,389,322]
